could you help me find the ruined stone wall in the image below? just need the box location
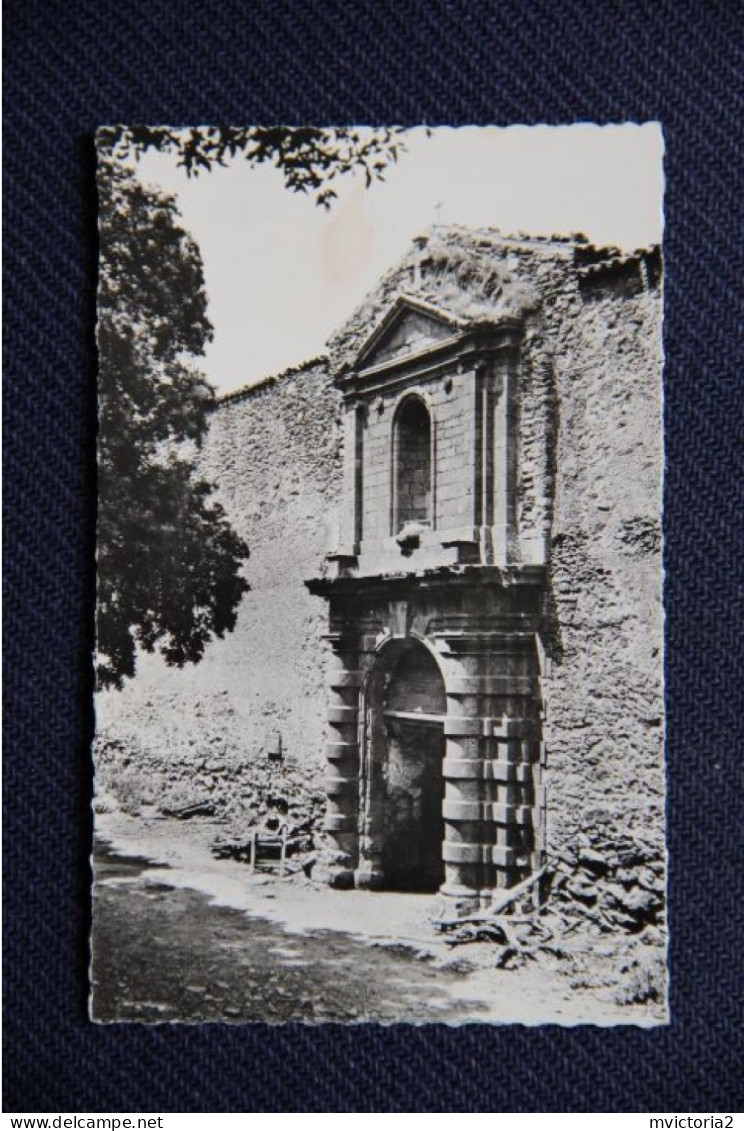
[466,232,665,925]
[95,358,344,839]
[541,272,665,928]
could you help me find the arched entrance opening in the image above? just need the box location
[362,639,446,892]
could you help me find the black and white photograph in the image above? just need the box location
[91,123,667,1027]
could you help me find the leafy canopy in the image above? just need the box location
[96,125,407,688]
[99,125,406,208]
[96,161,249,689]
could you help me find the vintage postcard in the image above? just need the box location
[91,123,667,1025]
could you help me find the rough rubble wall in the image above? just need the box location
[541,273,664,928]
[95,359,343,840]
[473,234,665,926]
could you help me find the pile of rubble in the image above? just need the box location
[438,908,555,971]
[435,837,666,1011]
[549,826,665,933]
[436,898,665,1009]
[94,729,328,877]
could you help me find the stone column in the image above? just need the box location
[335,400,362,555]
[353,635,387,889]
[439,629,542,909]
[479,632,541,894]
[437,646,480,904]
[319,633,361,888]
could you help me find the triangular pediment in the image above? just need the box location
[354,295,465,371]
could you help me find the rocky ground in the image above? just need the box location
[90,800,668,1027]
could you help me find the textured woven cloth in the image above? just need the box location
[4,0,743,1112]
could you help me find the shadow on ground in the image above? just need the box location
[91,841,489,1025]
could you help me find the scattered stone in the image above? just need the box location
[565,878,597,905]
[162,800,216,820]
[495,946,525,969]
[436,956,476,975]
[579,848,609,874]
[637,868,662,892]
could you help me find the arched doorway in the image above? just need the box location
[363,640,446,892]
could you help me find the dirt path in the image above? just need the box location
[92,842,495,1024]
[90,808,657,1026]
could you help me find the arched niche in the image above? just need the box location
[392,395,432,533]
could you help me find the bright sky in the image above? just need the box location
[137,124,664,394]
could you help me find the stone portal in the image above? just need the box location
[306,288,548,910]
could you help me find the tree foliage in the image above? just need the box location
[98,125,406,208]
[96,162,249,689]
[96,125,407,688]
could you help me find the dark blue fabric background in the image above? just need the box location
[4,0,743,1113]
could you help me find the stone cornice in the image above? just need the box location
[305,562,545,598]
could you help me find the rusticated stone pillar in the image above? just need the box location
[439,631,543,909]
[318,633,361,888]
[439,648,483,902]
[353,634,388,890]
